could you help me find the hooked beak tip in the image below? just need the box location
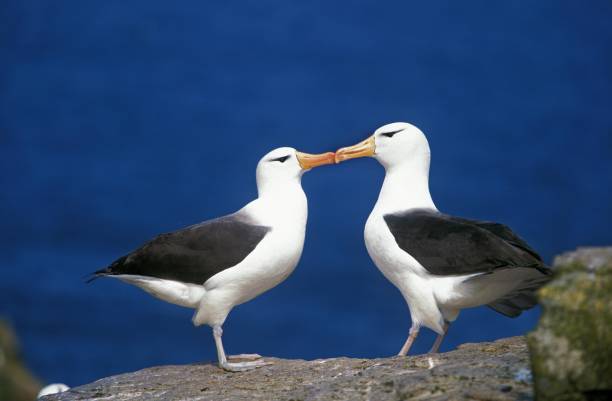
[334,136,376,163]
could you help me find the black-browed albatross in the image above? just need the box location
[335,122,551,355]
[88,147,335,371]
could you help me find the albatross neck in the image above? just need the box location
[254,178,308,224]
[373,157,436,214]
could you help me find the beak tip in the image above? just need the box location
[333,136,375,163]
[334,148,345,164]
[297,151,337,169]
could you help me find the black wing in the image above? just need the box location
[383,209,549,276]
[90,214,271,285]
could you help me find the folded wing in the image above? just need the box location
[383,209,550,276]
[91,214,271,285]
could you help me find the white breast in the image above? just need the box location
[364,211,447,333]
[193,188,308,327]
[204,221,305,303]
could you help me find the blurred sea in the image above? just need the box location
[1,0,611,386]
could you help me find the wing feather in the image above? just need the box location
[90,214,270,285]
[383,209,549,276]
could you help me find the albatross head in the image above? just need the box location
[335,122,430,170]
[256,147,335,192]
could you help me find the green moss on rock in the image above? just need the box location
[0,318,41,401]
[528,247,612,401]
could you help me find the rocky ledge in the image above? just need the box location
[44,336,531,401]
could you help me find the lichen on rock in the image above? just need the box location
[0,318,42,401]
[528,247,612,401]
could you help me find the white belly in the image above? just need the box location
[193,225,305,327]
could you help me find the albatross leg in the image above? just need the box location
[428,322,450,354]
[398,324,420,356]
[212,326,272,372]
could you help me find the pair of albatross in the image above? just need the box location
[89,122,551,372]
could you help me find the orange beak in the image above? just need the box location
[335,135,376,163]
[296,151,336,170]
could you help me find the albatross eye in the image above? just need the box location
[270,155,291,163]
[381,129,403,138]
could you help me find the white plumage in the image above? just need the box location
[336,122,551,355]
[91,147,334,371]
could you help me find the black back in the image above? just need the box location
[93,214,270,285]
[383,209,549,276]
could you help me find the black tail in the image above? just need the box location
[487,270,552,317]
[488,292,539,317]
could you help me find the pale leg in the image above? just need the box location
[398,324,420,356]
[212,326,272,372]
[428,322,450,353]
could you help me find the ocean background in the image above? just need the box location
[1,0,611,387]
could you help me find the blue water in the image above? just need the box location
[2,0,611,387]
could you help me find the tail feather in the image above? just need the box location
[488,301,523,317]
[487,271,552,317]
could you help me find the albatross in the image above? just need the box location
[335,122,551,355]
[88,147,335,371]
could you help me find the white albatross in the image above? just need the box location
[335,122,551,355]
[88,147,335,371]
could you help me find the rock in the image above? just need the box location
[43,336,531,401]
[0,318,42,401]
[528,247,612,401]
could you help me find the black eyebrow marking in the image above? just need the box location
[270,155,291,163]
[381,129,403,138]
